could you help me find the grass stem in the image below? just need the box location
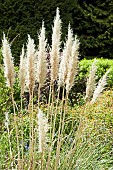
[11,89,21,170]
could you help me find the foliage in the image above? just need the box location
[0,90,113,169]
[79,58,113,86]
[73,0,113,59]
[0,59,113,169]
[60,90,113,169]
[0,65,21,131]
[69,58,113,106]
[0,63,11,131]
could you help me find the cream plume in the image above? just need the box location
[19,46,27,94]
[26,35,36,93]
[85,59,97,102]
[91,68,111,103]
[36,22,47,87]
[37,109,49,153]
[66,36,80,93]
[50,7,61,82]
[58,24,73,86]
[2,34,15,88]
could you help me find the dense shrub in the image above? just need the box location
[69,58,113,106]
[79,58,113,87]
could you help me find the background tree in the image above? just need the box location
[0,0,113,64]
[73,0,113,59]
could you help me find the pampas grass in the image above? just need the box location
[50,7,61,83]
[1,10,80,169]
[36,22,47,88]
[55,25,79,170]
[66,35,80,94]
[2,34,21,169]
[26,35,36,95]
[37,109,49,170]
[85,59,97,102]
[2,34,15,88]
[91,68,111,103]
[19,46,27,169]
[26,35,36,169]
[38,109,49,153]
[19,46,26,95]
[58,24,73,87]
[1,7,112,170]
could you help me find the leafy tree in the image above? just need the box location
[73,0,113,59]
[0,0,113,63]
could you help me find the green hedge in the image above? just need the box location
[69,58,113,106]
[79,58,113,87]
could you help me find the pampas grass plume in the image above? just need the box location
[36,22,47,87]
[26,35,36,93]
[50,7,61,82]
[37,109,49,153]
[66,36,80,93]
[85,59,97,102]
[58,24,73,86]
[91,68,111,103]
[2,34,15,88]
[19,46,26,94]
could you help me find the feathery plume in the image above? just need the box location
[50,7,61,82]
[37,109,49,153]
[58,24,73,86]
[91,68,111,103]
[2,34,15,88]
[66,35,80,93]
[19,46,27,94]
[85,59,98,102]
[26,35,36,94]
[36,22,47,87]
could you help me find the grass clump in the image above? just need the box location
[0,8,113,170]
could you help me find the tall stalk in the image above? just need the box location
[54,87,66,170]
[38,84,44,170]
[38,84,41,108]
[46,86,60,170]
[5,112,13,167]
[46,82,54,170]
[20,92,24,170]
[11,90,21,170]
[47,83,52,121]
[50,82,55,136]
[29,89,34,170]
